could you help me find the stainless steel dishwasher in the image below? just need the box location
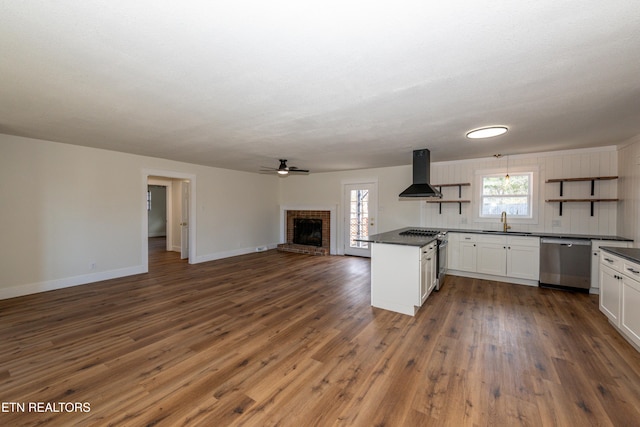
[539,238,591,292]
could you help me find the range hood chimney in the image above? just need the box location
[399,149,442,198]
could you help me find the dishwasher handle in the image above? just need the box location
[540,238,591,246]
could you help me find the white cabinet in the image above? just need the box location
[476,235,507,276]
[421,244,437,304]
[371,241,437,316]
[591,240,632,294]
[599,250,640,351]
[600,263,622,324]
[506,236,540,280]
[459,238,478,272]
[449,232,540,283]
[621,260,640,349]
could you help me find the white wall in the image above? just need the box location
[425,147,619,236]
[147,185,167,237]
[1,132,632,299]
[617,135,640,247]
[280,146,622,253]
[0,134,280,299]
[279,165,420,254]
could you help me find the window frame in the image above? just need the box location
[473,166,539,225]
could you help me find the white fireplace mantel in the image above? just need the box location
[279,205,338,255]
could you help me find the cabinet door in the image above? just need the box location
[621,276,640,348]
[447,233,460,270]
[421,248,436,303]
[507,245,539,280]
[459,241,477,272]
[420,251,428,304]
[476,243,506,276]
[427,249,437,295]
[600,264,621,325]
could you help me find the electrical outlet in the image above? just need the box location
[90,262,96,270]
[552,220,561,227]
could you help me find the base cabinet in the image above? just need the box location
[591,240,632,294]
[600,264,621,324]
[621,277,640,348]
[600,251,640,351]
[448,232,539,282]
[371,242,436,316]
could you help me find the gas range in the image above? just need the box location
[398,229,446,239]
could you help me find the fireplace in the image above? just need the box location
[293,218,322,247]
[278,209,331,255]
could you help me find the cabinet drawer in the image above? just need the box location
[601,253,623,269]
[476,234,506,245]
[507,236,540,247]
[623,261,640,280]
[459,234,477,243]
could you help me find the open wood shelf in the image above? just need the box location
[432,183,471,187]
[545,198,619,203]
[545,176,618,183]
[428,183,471,214]
[545,199,619,216]
[546,176,619,216]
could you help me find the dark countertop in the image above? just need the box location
[443,228,631,241]
[363,228,438,247]
[362,227,632,247]
[601,247,640,264]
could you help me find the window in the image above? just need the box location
[479,172,533,218]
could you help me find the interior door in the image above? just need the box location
[180,181,190,259]
[343,182,377,257]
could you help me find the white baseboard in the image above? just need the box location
[194,243,278,264]
[1,243,282,300]
[0,265,147,300]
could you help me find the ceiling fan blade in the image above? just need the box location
[288,167,309,173]
[258,160,309,175]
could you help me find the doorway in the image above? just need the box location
[343,181,378,257]
[142,169,196,271]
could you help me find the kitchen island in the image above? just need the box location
[363,228,441,316]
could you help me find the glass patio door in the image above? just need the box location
[343,182,377,257]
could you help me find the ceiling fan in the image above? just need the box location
[259,159,309,176]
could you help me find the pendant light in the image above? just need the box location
[505,155,510,184]
[494,154,510,184]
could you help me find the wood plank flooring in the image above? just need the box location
[2,237,640,426]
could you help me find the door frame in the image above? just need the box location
[342,178,378,257]
[142,169,197,269]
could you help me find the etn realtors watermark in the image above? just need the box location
[2,401,91,413]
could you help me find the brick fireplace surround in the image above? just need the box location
[277,210,331,256]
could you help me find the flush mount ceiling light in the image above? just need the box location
[466,126,508,139]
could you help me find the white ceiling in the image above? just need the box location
[1,1,640,173]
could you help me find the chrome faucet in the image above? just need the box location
[501,211,511,232]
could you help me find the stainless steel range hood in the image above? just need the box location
[399,149,442,198]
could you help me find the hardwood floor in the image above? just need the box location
[2,238,640,426]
